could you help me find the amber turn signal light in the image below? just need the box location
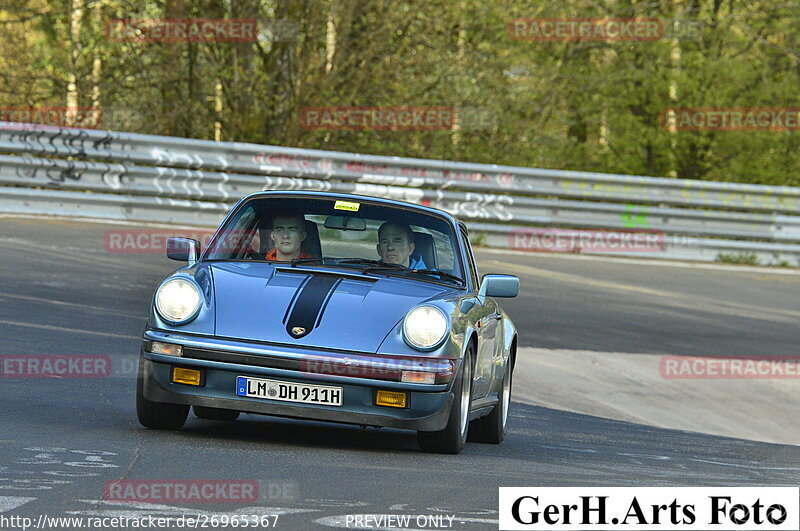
[375,390,407,408]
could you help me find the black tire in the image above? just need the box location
[468,357,512,444]
[417,346,473,454]
[136,359,189,430]
[193,405,240,421]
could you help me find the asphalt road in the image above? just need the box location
[486,250,800,358]
[0,216,798,530]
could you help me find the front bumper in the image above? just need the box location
[140,330,456,431]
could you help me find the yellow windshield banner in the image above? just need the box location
[334,200,360,212]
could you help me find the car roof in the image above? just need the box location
[244,190,462,225]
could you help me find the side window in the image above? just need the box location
[249,229,262,254]
[461,228,479,290]
[409,227,455,272]
[222,206,258,258]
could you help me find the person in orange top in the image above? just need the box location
[266,210,313,261]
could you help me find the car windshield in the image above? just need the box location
[203,196,464,285]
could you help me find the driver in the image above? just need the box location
[266,210,313,261]
[376,222,426,269]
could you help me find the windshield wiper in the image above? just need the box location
[406,269,463,284]
[290,257,325,267]
[363,266,463,284]
[334,258,405,268]
[361,264,415,274]
[361,265,461,284]
[334,258,408,274]
[288,257,407,272]
[286,258,456,282]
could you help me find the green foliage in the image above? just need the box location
[1,0,798,186]
[715,252,760,265]
[470,231,487,247]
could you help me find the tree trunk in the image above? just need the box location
[66,0,83,126]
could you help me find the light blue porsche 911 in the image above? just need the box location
[137,191,519,454]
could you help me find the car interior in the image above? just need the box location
[411,231,438,269]
[256,217,439,269]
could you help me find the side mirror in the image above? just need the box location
[167,237,199,265]
[479,274,519,298]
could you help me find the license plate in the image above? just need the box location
[236,376,343,406]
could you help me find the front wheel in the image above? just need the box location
[136,359,189,430]
[417,347,473,454]
[468,357,512,444]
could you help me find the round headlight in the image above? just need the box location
[403,306,449,350]
[155,277,201,324]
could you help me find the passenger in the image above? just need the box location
[376,222,426,269]
[266,210,313,261]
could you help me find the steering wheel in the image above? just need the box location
[243,247,266,260]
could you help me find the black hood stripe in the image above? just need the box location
[315,278,342,328]
[282,274,311,324]
[285,275,340,338]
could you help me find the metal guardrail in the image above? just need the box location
[1,122,799,266]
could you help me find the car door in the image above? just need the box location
[461,228,497,399]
